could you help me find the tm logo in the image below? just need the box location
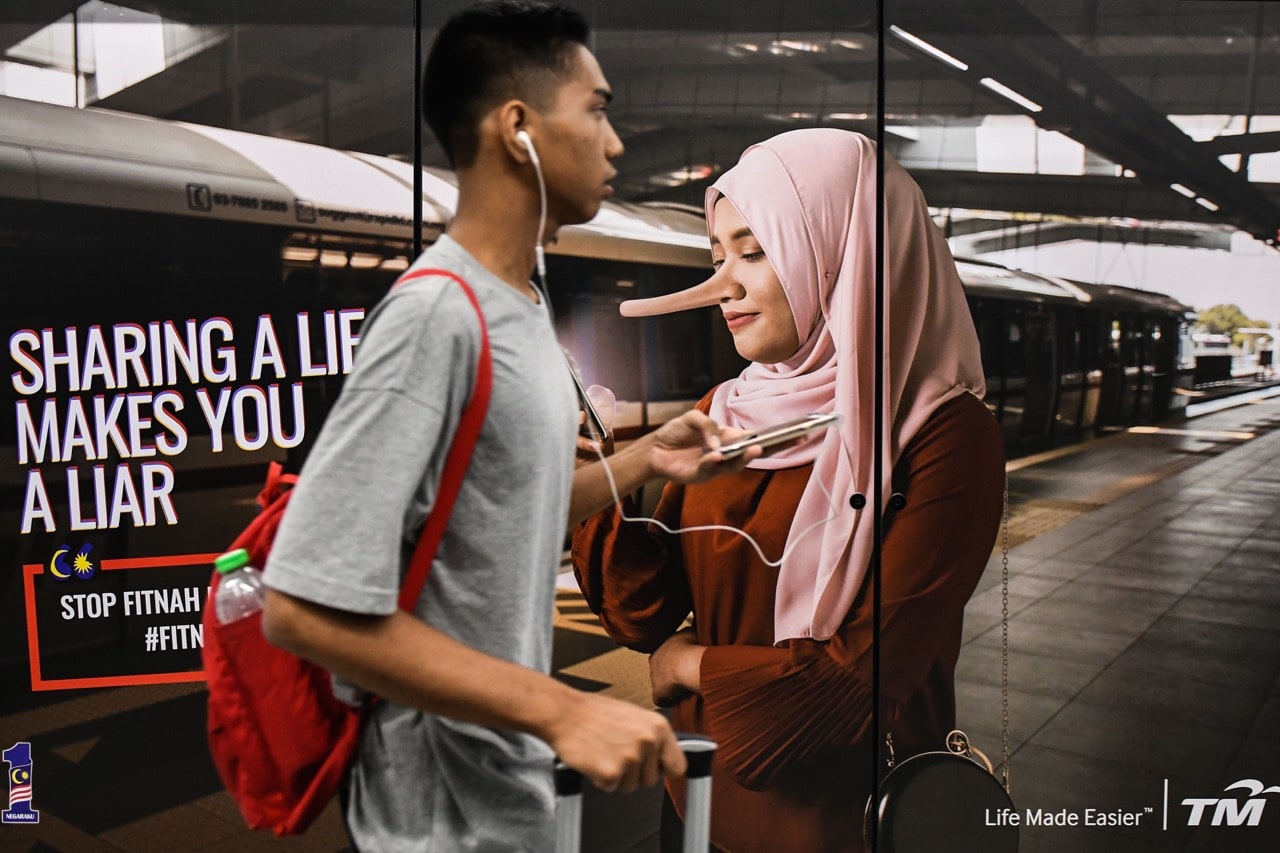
[1183,779,1280,827]
[2,742,39,824]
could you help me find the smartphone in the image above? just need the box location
[565,357,610,443]
[717,412,840,460]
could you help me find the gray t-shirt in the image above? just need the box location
[266,235,578,852]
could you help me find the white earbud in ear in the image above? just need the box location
[514,129,548,285]
[515,130,540,167]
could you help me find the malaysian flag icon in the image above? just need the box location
[10,772,32,806]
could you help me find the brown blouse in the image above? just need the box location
[572,392,1004,853]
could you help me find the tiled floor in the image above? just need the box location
[958,396,1280,853]
[3,395,1278,852]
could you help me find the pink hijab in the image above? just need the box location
[628,129,985,643]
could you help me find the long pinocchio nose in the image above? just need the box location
[618,275,727,317]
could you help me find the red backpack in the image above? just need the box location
[201,269,491,836]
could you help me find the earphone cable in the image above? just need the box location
[588,441,840,567]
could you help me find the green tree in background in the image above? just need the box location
[1196,304,1272,347]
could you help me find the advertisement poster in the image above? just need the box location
[3,3,1279,853]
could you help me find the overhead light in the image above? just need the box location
[766,111,817,123]
[773,39,823,53]
[725,38,859,58]
[381,256,410,271]
[1169,183,1196,198]
[979,77,1043,113]
[765,39,824,56]
[320,250,348,268]
[648,163,718,188]
[719,42,760,58]
[1195,197,1220,211]
[825,112,870,121]
[888,26,969,71]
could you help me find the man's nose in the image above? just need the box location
[605,121,624,160]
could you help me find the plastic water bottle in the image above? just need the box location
[214,548,266,624]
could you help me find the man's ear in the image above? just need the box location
[493,100,536,164]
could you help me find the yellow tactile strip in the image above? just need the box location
[1005,451,1208,549]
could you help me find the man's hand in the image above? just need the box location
[567,406,759,525]
[544,691,687,793]
[646,409,760,483]
[649,628,705,707]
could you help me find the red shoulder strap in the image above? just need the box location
[390,267,493,612]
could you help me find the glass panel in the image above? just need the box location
[884,3,1280,852]
[0,4,416,844]
[6,1,1277,850]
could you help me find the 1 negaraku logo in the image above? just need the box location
[3,741,40,824]
[1183,779,1280,827]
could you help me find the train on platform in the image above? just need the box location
[0,93,1198,471]
[0,93,1200,687]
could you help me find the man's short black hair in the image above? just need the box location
[422,1,590,168]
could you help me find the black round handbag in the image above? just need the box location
[864,730,1018,853]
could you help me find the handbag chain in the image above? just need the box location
[1000,474,1011,794]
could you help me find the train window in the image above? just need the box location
[1057,310,1083,376]
[281,233,408,308]
[1177,322,1196,371]
[1005,314,1027,379]
[544,256,746,414]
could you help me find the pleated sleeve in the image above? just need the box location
[571,486,694,654]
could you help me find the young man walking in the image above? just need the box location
[261,3,751,850]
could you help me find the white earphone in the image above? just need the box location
[515,129,548,285]
[515,129,540,167]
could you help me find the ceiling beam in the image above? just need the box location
[912,169,1280,230]
[1200,131,1280,157]
[889,0,1280,244]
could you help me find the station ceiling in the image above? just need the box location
[3,0,1279,246]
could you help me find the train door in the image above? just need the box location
[1095,315,1128,429]
[1077,309,1104,432]
[1125,314,1155,424]
[561,274,645,399]
[549,257,651,438]
[1150,318,1173,420]
[1018,308,1057,446]
[1165,319,1196,419]
[969,298,1016,447]
[1054,307,1086,439]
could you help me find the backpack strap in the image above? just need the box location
[389,267,494,612]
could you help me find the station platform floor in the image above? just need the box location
[2,394,1278,853]
[553,392,1280,853]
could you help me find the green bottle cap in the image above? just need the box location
[214,548,251,574]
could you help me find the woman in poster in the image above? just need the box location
[573,128,1005,852]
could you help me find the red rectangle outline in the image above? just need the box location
[23,553,222,691]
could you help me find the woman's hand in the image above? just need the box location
[649,628,705,707]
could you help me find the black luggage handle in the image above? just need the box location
[554,735,717,853]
